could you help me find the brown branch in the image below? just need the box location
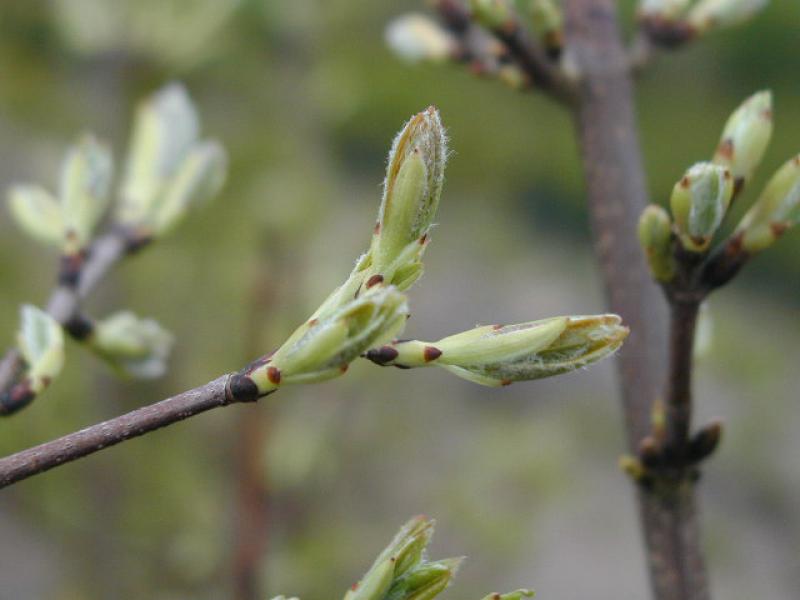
[0,374,240,488]
[0,228,135,414]
[664,301,699,456]
[562,1,709,599]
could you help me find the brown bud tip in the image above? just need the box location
[638,436,662,467]
[423,345,442,362]
[365,345,399,366]
[500,379,512,387]
[688,420,723,464]
[267,366,281,385]
[717,138,735,160]
[366,274,385,289]
[339,364,349,373]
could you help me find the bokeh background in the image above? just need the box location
[0,1,798,599]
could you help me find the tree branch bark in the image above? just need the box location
[562,1,708,599]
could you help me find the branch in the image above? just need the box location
[0,374,235,488]
[562,2,709,599]
[0,228,135,413]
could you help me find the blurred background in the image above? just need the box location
[0,1,798,599]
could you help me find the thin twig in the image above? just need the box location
[0,228,134,413]
[562,2,709,599]
[664,301,700,457]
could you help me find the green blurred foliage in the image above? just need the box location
[0,1,798,599]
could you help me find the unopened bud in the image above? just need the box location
[8,184,64,246]
[712,91,772,185]
[117,83,226,237]
[619,455,647,481]
[386,14,458,64]
[17,305,65,394]
[530,0,563,56]
[670,162,734,252]
[735,155,800,253]
[344,557,395,600]
[688,420,723,463]
[90,311,174,379]
[688,0,769,34]
[470,0,515,29]
[373,107,447,281]
[388,558,462,600]
[60,134,113,253]
[253,287,409,393]
[638,205,676,282]
[368,315,627,387]
[638,0,691,19]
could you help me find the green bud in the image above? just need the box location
[735,155,800,253]
[117,83,226,236]
[470,0,515,29]
[670,162,734,252]
[637,205,676,282]
[150,140,227,236]
[367,315,628,387]
[638,0,691,19]
[478,590,535,600]
[387,558,462,600]
[530,0,563,53]
[373,107,447,277]
[8,184,64,246]
[712,91,773,184]
[688,0,768,34]
[252,287,409,394]
[60,134,113,253]
[89,311,174,379]
[385,14,457,64]
[344,558,395,600]
[17,305,65,394]
[372,516,434,579]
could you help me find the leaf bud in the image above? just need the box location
[470,0,515,30]
[8,184,64,246]
[17,305,65,394]
[712,91,773,185]
[688,0,769,34]
[670,162,734,252]
[385,14,458,64]
[734,154,800,253]
[89,311,174,379]
[637,205,676,282]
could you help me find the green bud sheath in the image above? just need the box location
[387,558,462,600]
[8,184,64,246]
[638,205,676,282]
[17,305,65,394]
[670,162,734,252]
[712,90,773,184]
[374,106,446,274]
[344,558,395,600]
[736,155,800,253]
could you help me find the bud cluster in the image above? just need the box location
[637,0,768,44]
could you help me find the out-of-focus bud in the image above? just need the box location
[8,184,64,246]
[150,140,227,235]
[638,205,676,282]
[638,0,691,20]
[17,305,65,394]
[385,14,458,64]
[471,0,516,29]
[387,558,462,600]
[117,83,226,237]
[530,0,563,55]
[619,455,647,482]
[497,64,529,90]
[367,315,628,387]
[60,134,113,254]
[669,162,734,252]
[688,420,723,463]
[90,311,174,379]
[688,0,769,34]
[712,91,772,185]
[251,287,409,394]
[734,154,800,253]
[372,107,447,281]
